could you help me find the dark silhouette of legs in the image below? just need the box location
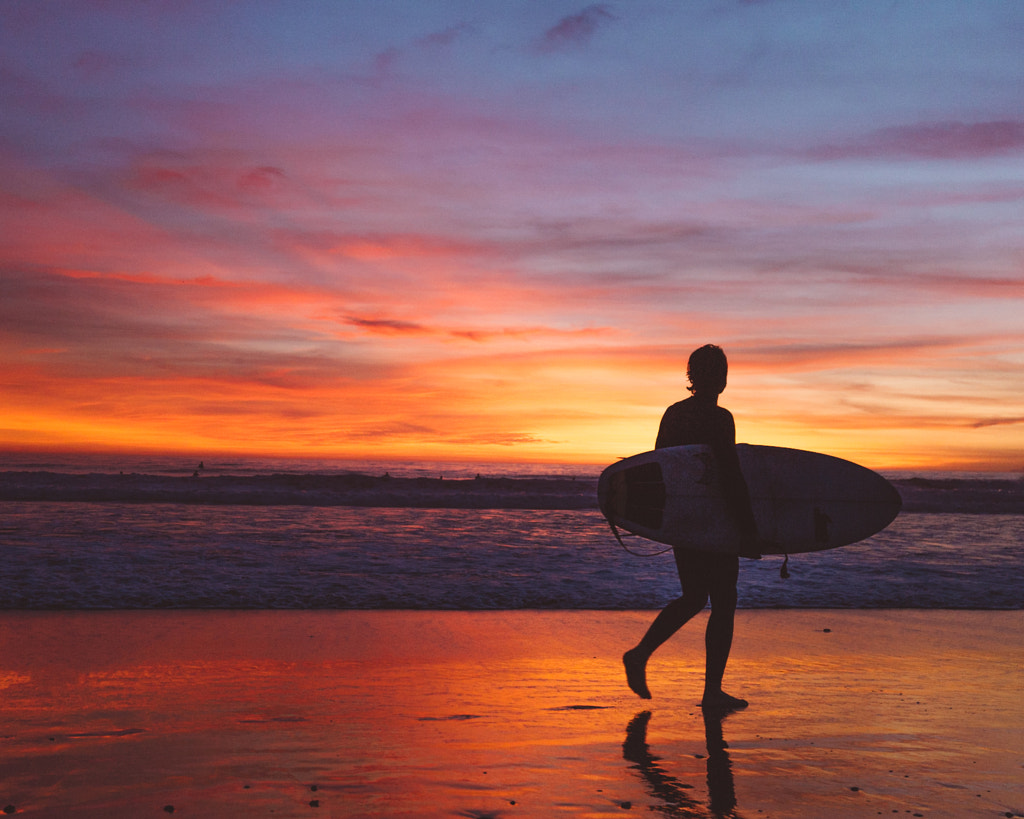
[701,576,746,709]
[624,592,707,699]
[625,549,745,707]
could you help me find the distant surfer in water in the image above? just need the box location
[623,344,759,710]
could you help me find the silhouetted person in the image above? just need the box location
[623,344,758,709]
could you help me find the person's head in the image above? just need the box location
[687,344,728,396]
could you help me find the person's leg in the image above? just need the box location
[701,555,746,709]
[624,549,709,699]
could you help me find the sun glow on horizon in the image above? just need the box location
[1,2,1021,472]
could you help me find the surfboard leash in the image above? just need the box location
[604,513,674,557]
[602,480,674,556]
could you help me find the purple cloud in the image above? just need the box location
[813,120,1024,160]
[539,4,615,52]
[418,22,475,49]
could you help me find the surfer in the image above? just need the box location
[623,344,758,709]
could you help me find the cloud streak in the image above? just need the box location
[813,120,1024,161]
[538,5,616,52]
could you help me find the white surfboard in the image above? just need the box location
[598,444,902,555]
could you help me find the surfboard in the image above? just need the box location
[598,444,902,555]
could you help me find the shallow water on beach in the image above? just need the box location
[1,610,1021,818]
[1,502,1021,609]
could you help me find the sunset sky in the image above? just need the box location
[1,1,1022,470]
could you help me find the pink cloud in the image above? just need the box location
[329,233,492,261]
[238,166,287,192]
[340,312,612,344]
[127,158,294,211]
[730,337,972,372]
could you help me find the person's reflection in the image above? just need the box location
[623,709,741,818]
[701,708,738,817]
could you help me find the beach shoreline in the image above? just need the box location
[2,470,1023,513]
[1,609,1021,818]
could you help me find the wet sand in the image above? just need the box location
[1,610,1021,818]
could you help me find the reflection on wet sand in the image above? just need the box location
[1,611,1020,816]
[624,709,740,818]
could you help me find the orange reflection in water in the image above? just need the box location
[0,610,1021,818]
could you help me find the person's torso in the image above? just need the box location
[657,397,731,449]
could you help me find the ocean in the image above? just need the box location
[1,452,1021,610]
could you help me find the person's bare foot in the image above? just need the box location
[623,649,652,699]
[700,691,748,711]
